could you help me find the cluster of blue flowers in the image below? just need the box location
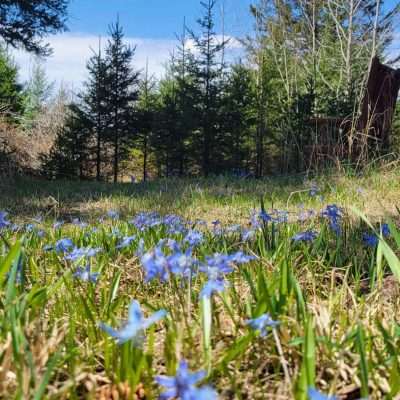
[0,211,10,229]
[363,223,390,247]
[139,236,254,297]
[322,204,342,235]
[139,239,197,282]
[1,205,366,399]
[98,300,279,399]
[199,251,254,298]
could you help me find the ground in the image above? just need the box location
[0,167,400,399]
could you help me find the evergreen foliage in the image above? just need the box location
[0,47,23,116]
[0,0,68,56]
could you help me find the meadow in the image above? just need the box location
[1,167,400,399]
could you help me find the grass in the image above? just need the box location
[1,167,400,399]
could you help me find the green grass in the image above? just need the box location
[1,168,400,399]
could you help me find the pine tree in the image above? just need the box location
[152,76,178,177]
[104,21,140,183]
[80,40,109,181]
[136,62,158,181]
[221,63,256,173]
[0,47,23,117]
[187,0,228,176]
[23,60,54,129]
[41,103,91,179]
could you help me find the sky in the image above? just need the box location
[13,0,254,89]
[12,0,400,89]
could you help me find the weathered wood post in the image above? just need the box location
[358,57,400,150]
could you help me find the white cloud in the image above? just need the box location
[12,32,244,89]
[12,33,177,88]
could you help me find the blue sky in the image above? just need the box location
[67,0,254,39]
[13,0,400,89]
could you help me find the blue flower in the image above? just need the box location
[250,210,272,229]
[107,210,120,220]
[246,313,279,336]
[164,214,187,235]
[141,246,170,282]
[140,242,197,282]
[308,387,336,400]
[322,205,342,235]
[242,229,255,242]
[73,265,99,283]
[199,252,253,298]
[0,211,10,229]
[155,360,217,400]
[167,250,197,278]
[363,232,378,247]
[130,212,162,231]
[200,279,226,298]
[184,386,218,400]
[273,210,288,223]
[292,231,318,242]
[382,223,390,237]
[55,238,74,253]
[65,246,101,262]
[116,235,136,249]
[99,300,166,345]
[229,251,255,264]
[210,220,223,235]
[260,210,272,223]
[184,230,204,246]
[25,223,36,232]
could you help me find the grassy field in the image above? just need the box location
[1,168,400,399]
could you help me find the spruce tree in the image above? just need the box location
[153,76,180,177]
[104,21,140,183]
[42,103,91,179]
[221,63,256,173]
[136,62,158,181]
[23,60,54,129]
[0,47,23,116]
[80,41,109,181]
[187,0,228,176]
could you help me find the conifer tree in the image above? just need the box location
[0,47,23,116]
[23,60,54,128]
[42,103,91,179]
[80,41,109,181]
[136,62,158,181]
[221,63,256,172]
[187,0,228,176]
[104,21,140,182]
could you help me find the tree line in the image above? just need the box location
[1,0,399,181]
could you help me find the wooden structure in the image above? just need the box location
[358,57,400,149]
